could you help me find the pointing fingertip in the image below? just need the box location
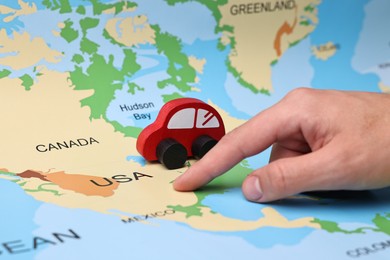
[173,167,194,191]
[173,173,185,191]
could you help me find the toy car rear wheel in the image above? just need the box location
[156,138,187,169]
[192,135,217,159]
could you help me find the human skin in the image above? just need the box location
[173,88,390,202]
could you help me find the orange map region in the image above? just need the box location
[17,170,119,197]
[274,17,297,57]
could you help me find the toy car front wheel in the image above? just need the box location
[192,135,217,159]
[156,138,188,169]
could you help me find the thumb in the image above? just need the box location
[242,146,344,202]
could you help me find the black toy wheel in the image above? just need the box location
[156,138,187,169]
[192,135,217,159]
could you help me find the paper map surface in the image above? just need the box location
[0,0,390,259]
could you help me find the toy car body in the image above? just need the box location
[136,98,225,169]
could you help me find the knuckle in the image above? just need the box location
[280,88,318,119]
[281,88,323,124]
[284,87,314,102]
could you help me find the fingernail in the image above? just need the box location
[245,176,263,201]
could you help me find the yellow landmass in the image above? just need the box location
[0,30,63,70]
[0,0,37,23]
[379,82,390,93]
[218,0,320,91]
[312,42,338,60]
[105,16,155,47]
[188,56,206,74]
[220,31,234,46]
[0,68,318,232]
[188,56,206,84]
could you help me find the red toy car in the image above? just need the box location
[136,98,225,169]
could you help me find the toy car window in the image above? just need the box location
[196,109,220,128]
[167,108,195,129]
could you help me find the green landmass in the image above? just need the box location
[0,69,11,79]
[89,0,137,15]
[153,25,197,92]
[229,35,237,50]
[59,0,72,13]
[168,162,252,218]
[80,37,100,54]
[60,20,79,43]
[270,59,278,66]
[219,24,234,34]
[76,5,86,15]
[19,74,34,90]
[168,205,203,218]
[80,17,100,36]
[72,54,85,64]
[162,92,183,103]
[69,50,140,120]
[312,219,365,234]
[300,20,311,26]
[372,213,390,235]
[217,32,236,51]
[313,213,390,236]
[127,82,144,95]
[42,0,72,13]
[304,4,315,12]
[217,40,226,51]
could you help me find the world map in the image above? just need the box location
[0,0,390,259]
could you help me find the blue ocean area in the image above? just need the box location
[233,226,314,249]
[0,14,24,35]
[0,178,43,259]
[310,0,380,92]
[352,0,390,85]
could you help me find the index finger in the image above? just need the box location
[173,104,286,191]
